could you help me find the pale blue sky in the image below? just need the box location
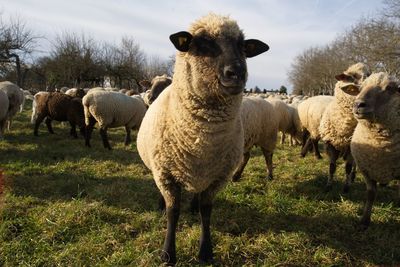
[0,0,383,91]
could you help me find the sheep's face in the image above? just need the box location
[342,72,400,121]
[170,18,268,97]
[147,77,172,104]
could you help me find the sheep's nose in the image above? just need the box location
[223,63,245,80]
[354,100,367,109]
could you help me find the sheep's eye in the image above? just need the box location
[191,36,221,57]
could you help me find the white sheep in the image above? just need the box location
[139,74,172,106]
[341,72,400,228]
[83,90,147,149]
[232,96,278,181]
[269,99,302,146]
[0,81,24,131]
[0,90,9,139]
[136,13,269,264]
[298,95,334,158]
[65,88,85,98]
[319,62,370,192]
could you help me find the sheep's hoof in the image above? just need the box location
[267,175,274,181]
[160,250,176,265]
[324,184,333,192]
[232,173,241,182]
[315,155,322,160]
[199,250,213,264]
[378,183,388,187]
[343,184,350,194]
[300,153,306,158]
[358,219,370,231]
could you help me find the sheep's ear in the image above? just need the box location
[170,31,193,52]
[341,83,360,96]
[139,80,152,90]
[244,39,269,58]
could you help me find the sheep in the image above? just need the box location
[269,99,302,146]
[65,88,86,98]
[83,91,147,150]
[297,95,334,159]
[136,13,269,265]
[232,96,278,181]
[0,90,9,139]
[32,92,85,138]
[139,74,172,106]
[339,72,400,228]
[319,62,370,192]
[0,81,24,131]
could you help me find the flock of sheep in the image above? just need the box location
[0,13,399,265]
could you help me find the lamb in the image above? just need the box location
[232,96,278,181]
[83,91,147,150]
[297,95,334,158]
[0,90,9,139]
[0,81,24,131]
[319,62,370,192]
[340,72,400,228]
[139,74,172,106]
[136,13,269,264]
[269,99,302,146]
[32,92,85,138]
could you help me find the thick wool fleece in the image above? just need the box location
[242,97,278,153]
[0,81,24,121]
[83,90,146,130]
[269,99,296,137]
[298,95,334,139]
[0,90,9,137]
[351,73,400,183]
[137,14,244,194]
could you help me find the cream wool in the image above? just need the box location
[0,81,24,131]
[0,90,9,138]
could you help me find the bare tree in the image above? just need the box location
[0,14,40,87]
[383,0,400,20]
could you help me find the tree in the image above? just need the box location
[279,85,287,94]
[0,14,40,87]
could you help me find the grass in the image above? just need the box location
[1,100,399,266]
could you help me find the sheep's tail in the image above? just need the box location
[82,97,91,126]
[30,95,38,124]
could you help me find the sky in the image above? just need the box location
[0,0,384,91]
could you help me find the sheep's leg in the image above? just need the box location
[280,132,285,145]
[100,127,111,150]
[7,119,12,131]
[325,143,339,191]
[85,117,96,147]
[190,193,199,214]
[0,119,6,138]
[343,151,355,193]
[301,129,309,148]
[312,138,322,159]
[301,136,312,157]
[198,191,213,263]
[262,148,274,180]
[232,151,251,181]
[360,178,377,229]
[160,183,181,265]
[45,117,54,134]
[69,122,78,138]
[158,193,166,211]
[34,114,46,136]
[124,126,131,146]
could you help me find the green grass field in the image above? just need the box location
[1,101,399,266]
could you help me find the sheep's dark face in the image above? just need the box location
[147,78,172,104]
[353,82,399,120]
[170,31,269,96]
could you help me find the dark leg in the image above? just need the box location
[100,127,111,150]
[124,126,131,146]
[262,148,274,180]
[280,132,285,145]
[312,138,322,159]
[85,117,96,147]
[161,184,181,265]
[69,122,78,138]
[343,151,355,193]
[360,178,377,229]
[45,117,54,134]
[232,151,251,182]
[325,143,339,191]
[198,191,213,263]
[190,193,199,214]
[301,129,309,149]
[34,114,46,136]
[301,137,312,157]
[158,193,166,211]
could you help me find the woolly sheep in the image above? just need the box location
[269,99,302,146]
[341,72,400,228]
[65,88,86,98]
[139,74,172,106]
[298,95,334,158]
[232,96,278,181]
[136,13,269,264]
[83,90,147,149]
[319,62,370,192]
[0,90,9,139]
[32,92,85,138]
[0,81,24,131]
